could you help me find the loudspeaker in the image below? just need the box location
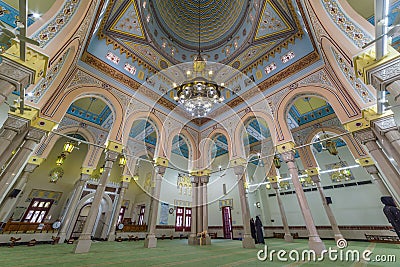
[325,197,332,205]
[8,189,21,198]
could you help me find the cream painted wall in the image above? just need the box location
[250,145,390,228]
[9,137,88,222]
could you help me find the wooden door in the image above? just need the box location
[222,206,232,239]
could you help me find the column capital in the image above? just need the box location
[306,167,320,176]
[3,114,30,133]
[276,141,296,154]
[121,181,129,189]
[190,169,211,177]
[105,150,119,162]
[281,150,296,163]
[233,165,245,177]
[190,175,199,184]
[155,165,167,176]
[364,164,379,175]
[153,157,168,167]
[343,108,393,133]
[106,140,124,153]
[271,182,279,190]
[8,106,39,123]
[367,53,400,91]
[27,156,45,166]
[31,116,58,132]
[268,176,279,183]
[352,128,376,144]
[200,175,209,184]
[0,57,36,90]
[309,174,320,183]
[353,45,400,87]
[24,163,39,173]
[25,128,46,143]
[355,157,375,167]
[372,115,397,135]
[80,167,96,175]
[2,42,48,84]
[121,175,132,183]
[229,157,247,167]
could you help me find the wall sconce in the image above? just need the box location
[325,140,338,155]
[63,141,75,154]
[99,165,105,175]
[119,154,127,167]
[273,154,281,169]
[56,153,66,166]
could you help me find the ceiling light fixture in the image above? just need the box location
[305,97,338,156]
[172,0,225,117]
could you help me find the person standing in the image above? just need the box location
[250,218,257,244]
[381,196,400,238]
[255,216,265,244]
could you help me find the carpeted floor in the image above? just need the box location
[0,238,399,266]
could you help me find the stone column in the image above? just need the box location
[0,163,38,223]
[354,129,400,200]
[372,117,400,168]
[271,182,293,242]
[362,163,392,196]
[144,165,166,248]
[0,128,45,205]
[58,171,91,243]
[74,150,119,254]
[308,172,344,242]
[188,176,198,245]
[0,115,30,168]
[233,165,255,248]
[108,181,129,241]
[281,151,325,254]
[201,175,211,245]
[197,179,203,235]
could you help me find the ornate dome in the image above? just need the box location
[151,0,249,51]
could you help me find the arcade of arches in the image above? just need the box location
[0,0,400,261]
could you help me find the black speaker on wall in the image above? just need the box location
[8,189,21,198]
[325,196,332,205]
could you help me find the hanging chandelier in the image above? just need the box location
[172,0,224,117]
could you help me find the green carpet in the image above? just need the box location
[0,238,399,266]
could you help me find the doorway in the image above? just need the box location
[71,204,90,239]
[222,206,232,239]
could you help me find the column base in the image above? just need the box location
[74,238,92,254]
[284,234,293,242]
[144,234,157,248]
[108,233,116,242]
[334,234,344,243]
[188,234,199,245]
[241,234,256,248]
[204,235,211,245]
[58,233,67,244]
[199,235,211,245]
[308,236,326,255]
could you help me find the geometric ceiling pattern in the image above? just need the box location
[83,0,319,124]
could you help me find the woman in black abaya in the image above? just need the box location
[255,216,265,244]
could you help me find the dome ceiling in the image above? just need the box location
[151,0,248,50]
[82,0,320,125]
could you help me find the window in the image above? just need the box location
[117,206,126,225]
[138,205,145,225]
[22,198,53,223]
[175,207,191,232]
